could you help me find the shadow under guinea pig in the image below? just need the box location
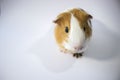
[84,19,120,60]
[28,19,120,73]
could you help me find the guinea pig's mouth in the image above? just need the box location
[77,46,87,53]
[63,41,86,53]
[74,46,84,51]
[71,43,86,53]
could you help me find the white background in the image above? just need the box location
[0,0,120,80]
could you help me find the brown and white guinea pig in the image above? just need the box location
[53,8,92,58]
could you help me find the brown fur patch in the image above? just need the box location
[69,8,92,39]
[54,12,71,47]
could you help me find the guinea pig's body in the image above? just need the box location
[53,8,92,58]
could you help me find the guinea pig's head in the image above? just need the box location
[53,8,92,53]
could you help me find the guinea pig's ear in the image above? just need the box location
[88,14,93,19]
[53,17,62,25]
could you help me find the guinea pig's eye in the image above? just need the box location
[83,27,86,32]
[65,26,69,33]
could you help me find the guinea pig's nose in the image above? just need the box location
[74,46,80,50]
[74,46,83,50]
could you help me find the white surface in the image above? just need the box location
[0,0,120,80]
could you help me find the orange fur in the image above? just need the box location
[54,12,71,48]
[69,8,92,39]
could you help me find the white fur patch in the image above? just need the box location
[88,19,92,27]
[63,14,86,53]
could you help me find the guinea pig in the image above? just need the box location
[53,8,92,58]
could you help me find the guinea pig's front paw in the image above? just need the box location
[60,48,68,53]
[73,52,84,58]
[60,48,73,54]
